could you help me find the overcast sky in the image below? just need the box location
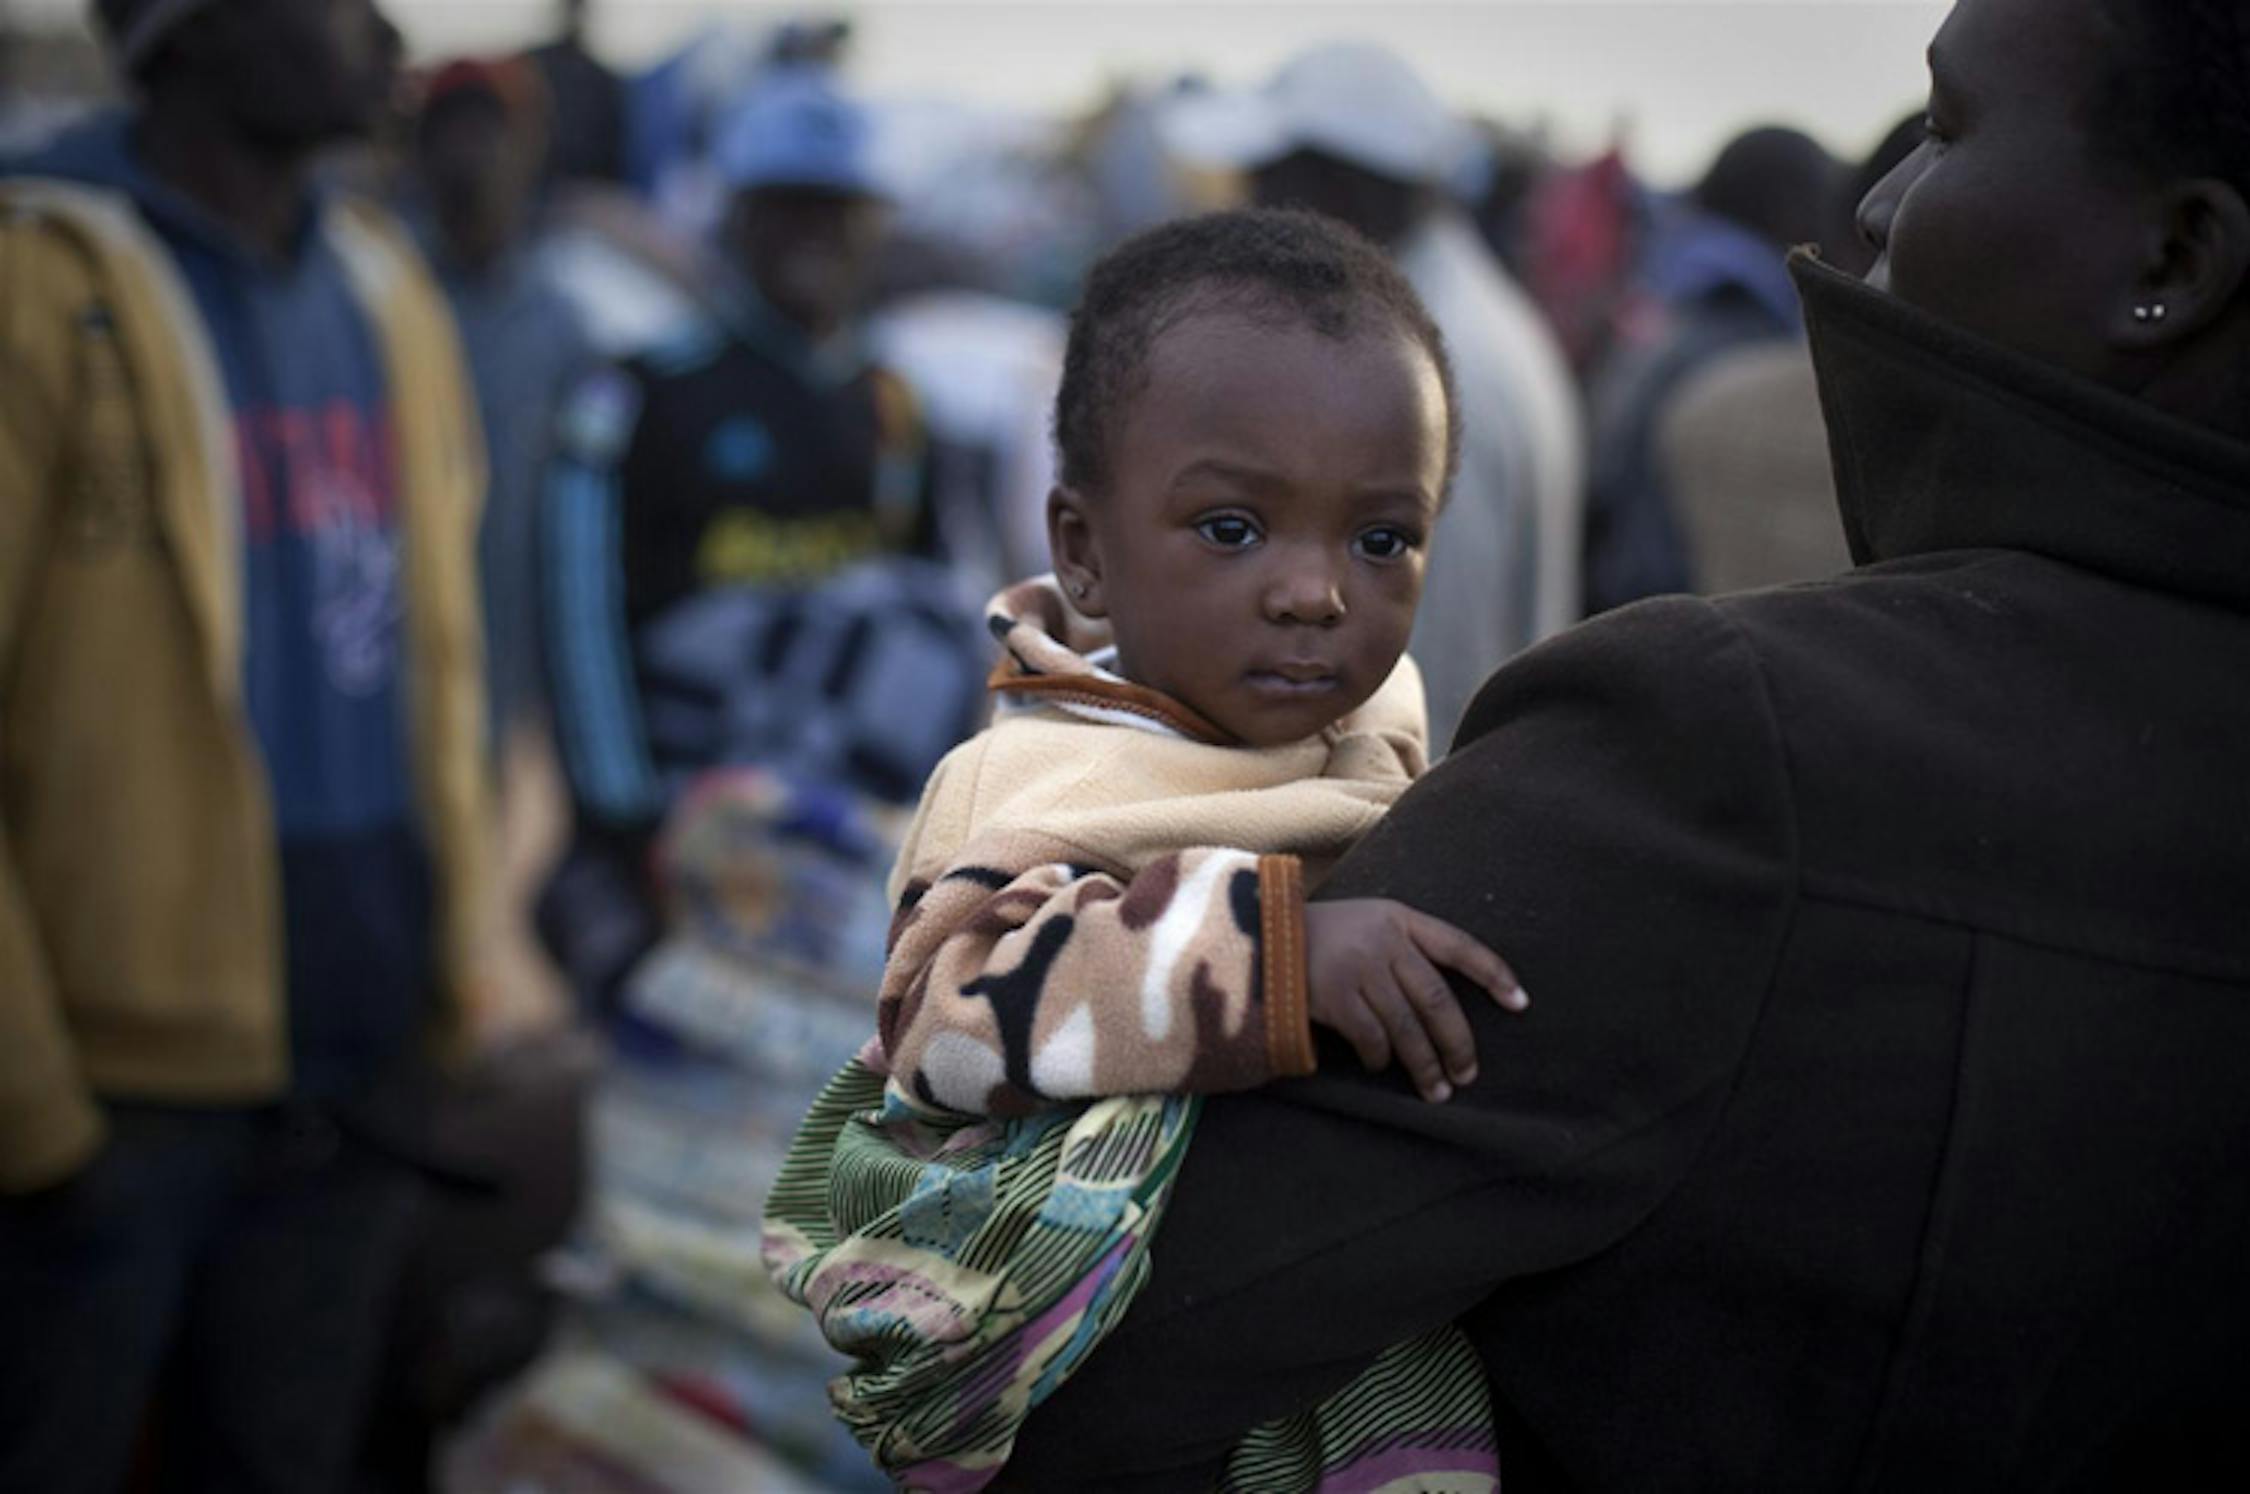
[10,0,1949,183]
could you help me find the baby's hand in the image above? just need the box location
[1302,899,1528,1104]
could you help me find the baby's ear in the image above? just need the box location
[1046,485,1108,617]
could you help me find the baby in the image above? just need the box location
[768,207,1520,1491]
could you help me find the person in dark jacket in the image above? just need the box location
[538,64,935,1001]
[991,0,2250,1487]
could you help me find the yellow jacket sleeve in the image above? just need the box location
[0,213,105,1190]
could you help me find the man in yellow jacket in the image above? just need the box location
[0,1,489,1489]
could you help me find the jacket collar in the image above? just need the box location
[1796,253,2250,611]
[983,576,1236,745]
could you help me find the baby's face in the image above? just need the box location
[1057,309,1448,747]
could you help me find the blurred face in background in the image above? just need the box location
[417,86,543,273]
[160,0,404,149]
[727,185,889,341]
[1251,149,1426,251]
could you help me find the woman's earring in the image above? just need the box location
[2133,303,2169,324]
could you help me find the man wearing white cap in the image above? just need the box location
[1165,42,1585,746]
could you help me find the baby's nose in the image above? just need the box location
[1264,558,1346,625]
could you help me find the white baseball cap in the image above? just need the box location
[1159,42,1472,187]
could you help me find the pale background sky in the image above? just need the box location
[8,0,1949,183]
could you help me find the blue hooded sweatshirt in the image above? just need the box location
[9,115,433,1101]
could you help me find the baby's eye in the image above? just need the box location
[1354,525,1420,561]
[1195,514,1262,549]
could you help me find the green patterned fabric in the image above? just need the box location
[763,1058,1497,1492]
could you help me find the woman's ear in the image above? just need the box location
[1046,486,1108,617]
[2118,177,2250,347]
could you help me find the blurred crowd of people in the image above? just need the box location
[0,1,1921,1489]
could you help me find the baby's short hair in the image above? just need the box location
[1053,208,1459,498]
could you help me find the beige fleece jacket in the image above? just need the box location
[876,577,1426,1115]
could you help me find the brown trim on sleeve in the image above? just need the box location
[1257,853,1316,1077]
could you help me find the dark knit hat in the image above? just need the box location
[91,0,217,73]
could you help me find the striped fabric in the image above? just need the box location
[763,1059,1498,1492]
[1221,1329,1499,1494]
